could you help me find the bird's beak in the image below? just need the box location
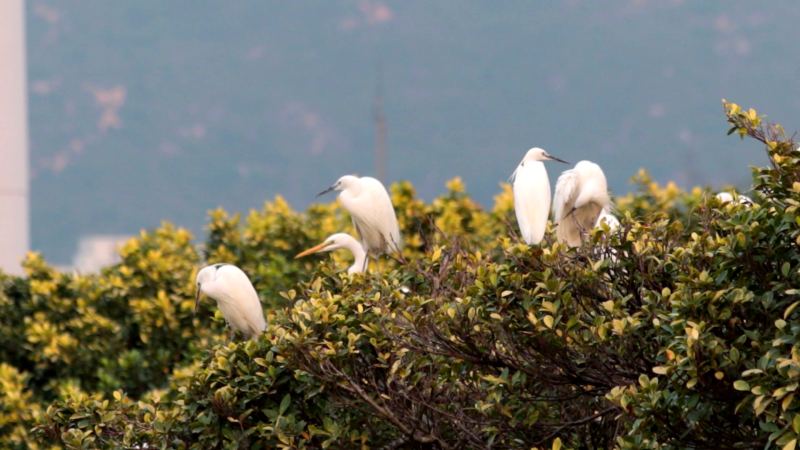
[547,154,569,164]
[316,185,335,197]
[295,241,333,258]
[194,284,202,314]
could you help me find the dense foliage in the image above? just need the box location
[1,102,799,449]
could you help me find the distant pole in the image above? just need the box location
[373,64,387,181]
[0,0,30,275]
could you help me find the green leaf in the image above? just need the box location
[785,301,800,319]
[279,393,291,416]
[734,380,750,391]
[652,366,669,375]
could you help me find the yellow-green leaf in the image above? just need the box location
[652,366,669,375]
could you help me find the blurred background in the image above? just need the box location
[13,0,800,266]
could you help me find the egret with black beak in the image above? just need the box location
[510,147,569,245]
[317,175,402,255]
[195,263,266,340]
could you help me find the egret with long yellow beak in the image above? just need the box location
[295,233,368,274]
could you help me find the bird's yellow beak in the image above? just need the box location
[295,241,332,259]
[194,283,202,314]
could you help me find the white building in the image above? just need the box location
[0,0,29,275]
[71,235,130,273]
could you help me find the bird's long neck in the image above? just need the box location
[345,238,368,274]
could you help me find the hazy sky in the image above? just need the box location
[26,0,800,262]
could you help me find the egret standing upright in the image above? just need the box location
[511,147,569,245]
[295,232,368,274]
[553,160,611,247]
[317,175,402,254]
[195,264,267,340]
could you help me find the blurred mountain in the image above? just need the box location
[26,0,800,263]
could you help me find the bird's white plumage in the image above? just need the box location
[332,175,402,254]
[511,147,567,245]
[196,264,266,339]
[716,191,753,206]
[553,160,610,247]
[552,169,580,230]
[513,160,550,244]
[595,208,620,231]
[295,232,368,274]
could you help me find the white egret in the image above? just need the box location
[716,191,753,206]
[510,147,569,244]
[317,175,402,254]
[595,208,620,231]
[295,232,368,274]
[195,263,266,340]
[553,160,611,247]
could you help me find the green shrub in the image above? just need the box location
[0,101,798,448]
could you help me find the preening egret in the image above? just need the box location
[716,191,753,206]
[510,147,569,244]
[295,232,368,274]
[553,160,611,247]
[317,175,402,254]
[195,264,266,339]
[595,208,620,231]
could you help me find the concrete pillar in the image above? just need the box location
[0,0,29,275]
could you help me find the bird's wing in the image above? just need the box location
[513,164,550,245]
[553,169,584,247]
[346,179,401,253]
[552,169,580,223]
[218,265,266,335]
[575,165,610,212]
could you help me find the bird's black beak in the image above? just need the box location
[316,185,335,197]
[548,154,569,164]
[194,283,201,314]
